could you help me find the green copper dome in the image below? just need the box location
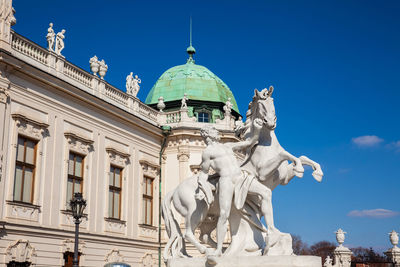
[145,50,239,114]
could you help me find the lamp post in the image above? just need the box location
[69,192,87,267]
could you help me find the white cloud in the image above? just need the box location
[386,140,400,152]
[352,135,383,147]
[347,209,399,218]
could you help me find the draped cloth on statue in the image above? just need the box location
[234,170,256,210]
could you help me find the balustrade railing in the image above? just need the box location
[63,61,92,87]
[166,111,182,123]
[11,32,48,65]
[104,84,129,107]
[8,31,162,125]
[138,103,158,121]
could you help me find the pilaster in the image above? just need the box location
[177,146,190,182]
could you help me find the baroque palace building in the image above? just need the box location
[0,0,241,266]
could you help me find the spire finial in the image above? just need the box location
[190,16,192,47]
[187,16,196,64]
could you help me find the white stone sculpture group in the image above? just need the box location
[46,22,65,56]
[89,56,108,79]
[162,86,324,264]
[126,72,141,97]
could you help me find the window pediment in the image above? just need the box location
[64,132,93,154]
[106,147,130,167]
[12,113,49,140]
[139,159,159,178]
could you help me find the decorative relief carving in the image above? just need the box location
[6,201,40,222]
[64,132,93,154]
[106,147,130,167]
[0,85,9,103]
[177,148,190,162]
[5,239,36,265]
[167,136,205,148]
[139,160,159,178]
[141,252,155,267]
[105,248,124,263]
[12,113,49,140]
[60,210,88,228]
[62,239,85,253]
[104,217,126,234]
[139,225,158,239]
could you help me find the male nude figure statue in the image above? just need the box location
[197,118,279,257]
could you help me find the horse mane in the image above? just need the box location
[236,95,258,139]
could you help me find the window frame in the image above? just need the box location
[108,165,123,219]
[197,111,210,123]
[67,151,85,205]
[142,176,154,226]
[13,135,38,204]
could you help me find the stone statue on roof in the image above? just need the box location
[126,72,141,97]
[54,29,66,56]
[223,97,233,115]
[46,22,55,52]
[181,93,188,109]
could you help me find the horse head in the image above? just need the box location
[252,86,277,130]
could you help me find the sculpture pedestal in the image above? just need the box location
[167,255,322,267]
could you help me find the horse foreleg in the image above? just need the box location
[299,156,323,182]
[278,151,304,178]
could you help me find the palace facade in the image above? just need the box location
[0,1,240,266]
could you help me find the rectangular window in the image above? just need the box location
[67,152,84,205]
[108,165,122,219]
[198,112,210,123]
[142,176,153,225]
[13,136,37,203]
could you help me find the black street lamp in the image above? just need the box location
[69,192,87,267]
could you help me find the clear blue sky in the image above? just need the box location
[12,0,400,252]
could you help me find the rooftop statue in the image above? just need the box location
[162,86,324,266]
[126,72,141,97]
[54,29,65,56]
[223,97,233,115]
[46,23,55,52]
[181,93,188,109]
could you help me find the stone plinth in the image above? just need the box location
[167,255,322,267]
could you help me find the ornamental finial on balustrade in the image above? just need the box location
[385,230,400,266]
[157,96,165,112]
[98,59,108,79]
[89,56,100,76]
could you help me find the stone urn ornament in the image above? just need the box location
[335,229,346,247]
[89,55,100,76]
[98,59,108,79]
[157,96,166,112]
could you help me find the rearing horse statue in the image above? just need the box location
[161,86,323,262]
